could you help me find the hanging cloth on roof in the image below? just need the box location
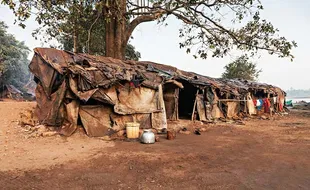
[270,97,275,109]
[130,75,144,88]
[279,101,284,111]
[247,93,256,115]
[263,98,271,113]
[253,99,257,107]
[256,99,263,110]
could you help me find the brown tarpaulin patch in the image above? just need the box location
[29,54,59,97]
[211,89,224,119]
[114,84,160,115]
[226,102,239,119]
[92,86,118,105]
[34,48,71,74]
[59,100,80,136]
[196,94,207,121]
[79,105,112,137]
[35,81,66,125]
[69,77,98,102]
[151,85,167,129]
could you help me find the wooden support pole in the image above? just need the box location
[191,90,199,121]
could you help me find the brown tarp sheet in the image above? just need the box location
[35,81,66,125]
[29,54,59,97]
[151,85,167,129]
[79,105,112,137]
[226,102,239,118]
[196,94,207,121]
[59,100,80,136]
[114,84,160,115]
[211,89,224,119]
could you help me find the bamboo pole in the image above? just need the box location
[191,90,199,121]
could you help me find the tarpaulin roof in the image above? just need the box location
[29,48,284,98]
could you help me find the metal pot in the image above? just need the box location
[140,129,155,144]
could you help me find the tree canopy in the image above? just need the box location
[54,5,141,60]
[0,21,31,89]
[222,55,261,81]
[2,0,297,60]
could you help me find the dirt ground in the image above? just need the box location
[0,101,309,190]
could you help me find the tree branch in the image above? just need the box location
[86,11,101,53]
[124,10,165,45]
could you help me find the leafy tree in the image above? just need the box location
[2,0,297,60]
[0,21,30,89]
[222,55,261,81]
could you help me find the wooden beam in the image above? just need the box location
[191,90,199,121]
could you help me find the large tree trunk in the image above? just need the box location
[103,0,163,60]
[104,0,127,60]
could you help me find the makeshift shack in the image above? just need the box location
[29,48,286,137]
[0,84,23,100]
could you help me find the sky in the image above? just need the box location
[0,0,309,90]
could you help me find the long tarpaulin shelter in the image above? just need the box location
[29,48,286,137]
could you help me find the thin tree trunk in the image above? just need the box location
[73,26,78,53]
[73,1,78,53]
[87,12,101,54]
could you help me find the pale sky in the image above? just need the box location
[0,0,309,90]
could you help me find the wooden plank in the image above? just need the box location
[191,90,199,121]
[196,94,207,121]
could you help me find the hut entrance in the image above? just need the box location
[178,81,197,119]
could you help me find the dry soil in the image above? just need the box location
[0,101,309,190]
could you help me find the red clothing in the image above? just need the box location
[253,99,257,106]
[279,101,283,111]
[263,98,271,113]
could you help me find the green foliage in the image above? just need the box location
[222,55,261,81]
[2,0,141,60]
[54,5,141,60]
[2,0,297,60]
[0,21,30,89]
[124,44,141,61]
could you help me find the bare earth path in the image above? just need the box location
[0,101,309,189]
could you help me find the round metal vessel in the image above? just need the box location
[140,129,155,144]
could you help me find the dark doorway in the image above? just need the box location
[178,80,197,119]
